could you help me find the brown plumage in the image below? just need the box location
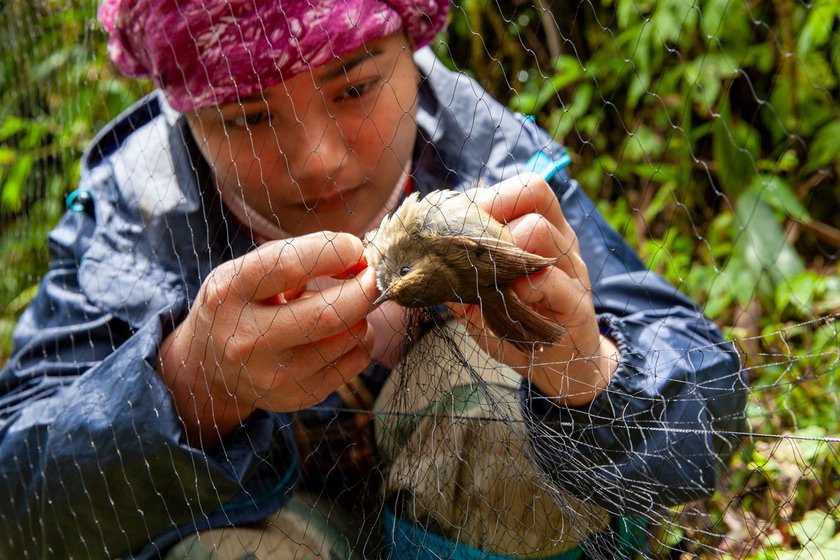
[364,190,565,351]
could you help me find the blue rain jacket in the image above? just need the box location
[0,49,746,558]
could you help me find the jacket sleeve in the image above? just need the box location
[522,174,747,517]
[0,177,297,558]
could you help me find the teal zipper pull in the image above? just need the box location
[525,150,572,182]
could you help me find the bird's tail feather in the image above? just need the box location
[481,292,565,352]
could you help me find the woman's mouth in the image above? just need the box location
[298,185,363,212]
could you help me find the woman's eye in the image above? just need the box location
[343,81,375,99]
[224,111,268,128]
[399,265,411,277]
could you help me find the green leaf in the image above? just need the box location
[0,116,28,141]
[651,2,682,44]
[509,58,585,115]
[546,83,594,141]
[749,174,811,222]
[0,152,35,212]
[616,0,646,29]
[621,126,664,163]
[800,50,838,90]
[509,92,538,115]
[626,70,651,110]
[793,425,830,464]
[789,510,836,547]
[745,43,776,74]
[31,44,77,82]
[832,30,840,77]
[797,1,838,54]
[775,271,825,318]
[804,119,840,173]
[685,53,739,112]
[768,79,797,133]
[820,534,840,556]
[0,147,15,165]
[6,283,38,316]
[551,55,585,89]
[713,117,761,194]
[703,256,746,318]
[815,276,840,314]
[735,190,805,298]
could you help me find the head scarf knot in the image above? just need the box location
[99,0,448,111]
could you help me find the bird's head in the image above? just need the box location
[371,243,447,307]
[364,191,462,308]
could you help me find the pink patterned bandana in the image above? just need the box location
[99,0,449,112]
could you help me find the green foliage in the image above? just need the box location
[0,1,147,357]
[442,0,839,556]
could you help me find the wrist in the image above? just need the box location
[157,322,251,450]
[534,332,619,408]
[585,333,620,401]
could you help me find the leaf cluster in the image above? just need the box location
[0,0,148,356]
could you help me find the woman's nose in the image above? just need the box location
[292,108,348,181]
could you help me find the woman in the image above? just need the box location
[0,1,746,558]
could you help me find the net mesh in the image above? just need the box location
[1,1,839,559]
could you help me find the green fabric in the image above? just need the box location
[616,516,647,559]
[385,505,647,560]
[384,506,583,560]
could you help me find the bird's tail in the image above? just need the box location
[481,291,565,352]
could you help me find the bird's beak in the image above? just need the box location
[373,289,391,305]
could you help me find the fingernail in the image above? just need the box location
[266,293,287,305]
[332,257,368,279]
[349,318,368,334]
[266,287,301,305]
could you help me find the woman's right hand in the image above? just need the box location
[157,231,378,448]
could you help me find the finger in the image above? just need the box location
[232,231,367,302]
[507,214,587,281]
[509,266,592,325]
[452,302,535,369]
[280,342,375,410]
[470,173,570,231]
[250,266,375,348]
[246,321,373,409]
[281,317,374,371]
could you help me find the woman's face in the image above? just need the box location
[186,33,420,237]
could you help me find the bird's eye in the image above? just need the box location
[399,265,411,277]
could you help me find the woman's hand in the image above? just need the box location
[157,231,378,448]
[458,173,619,407]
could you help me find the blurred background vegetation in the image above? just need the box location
[1,0,838,557]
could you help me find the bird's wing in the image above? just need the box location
[453,236,556,285]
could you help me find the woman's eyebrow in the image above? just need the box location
[216,94,266,115]
[232,94,266,105]
[321,47,385,81]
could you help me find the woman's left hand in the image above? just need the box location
[457,173,619,407]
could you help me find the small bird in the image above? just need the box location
[364,189,565,351]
